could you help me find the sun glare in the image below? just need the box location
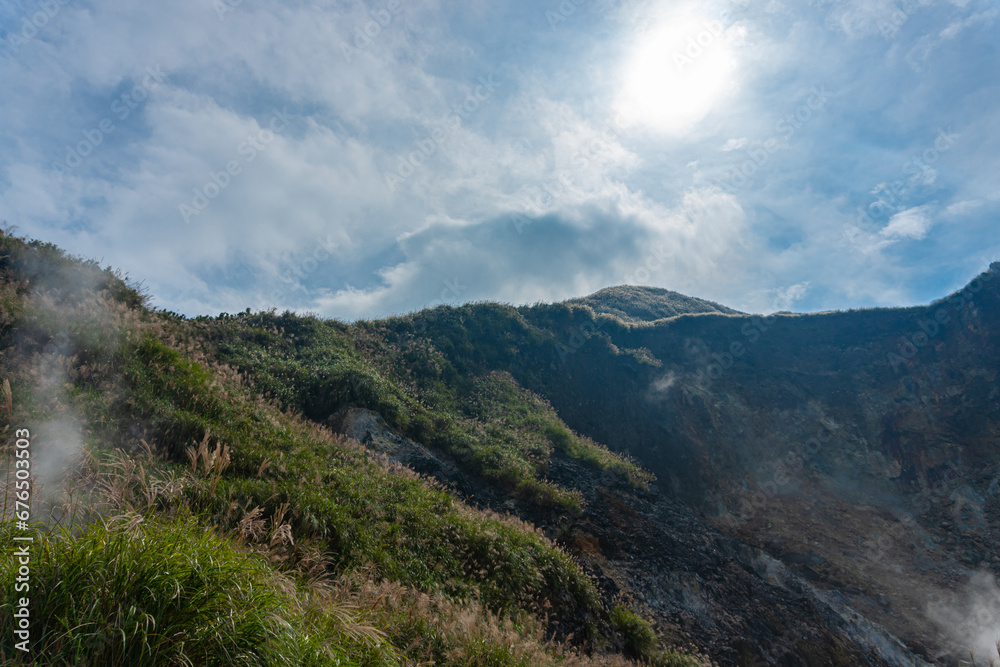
[617,11,740,135]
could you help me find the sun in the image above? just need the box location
[617,10,740,135]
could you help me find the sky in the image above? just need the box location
[1,0,998,320]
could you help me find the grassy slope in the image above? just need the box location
[0,230,700,666]
[184,306,653,510]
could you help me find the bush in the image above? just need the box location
[610,604,658,660]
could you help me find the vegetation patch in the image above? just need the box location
[0,229,702,667]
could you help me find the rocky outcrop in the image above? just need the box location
[326,406,470,490]
[327,408,933,665]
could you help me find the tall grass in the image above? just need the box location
[1,446,703,667]
[0,514,387,666]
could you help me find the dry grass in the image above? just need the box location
[329,568,672,667]
[4,440,706,667]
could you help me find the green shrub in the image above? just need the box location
[610,604,658,660]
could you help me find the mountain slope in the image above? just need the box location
[0,230,696,666]
[175,267,1000,665]
[381,264,1000,665]
[3,228,998,665]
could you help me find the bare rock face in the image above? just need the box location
[325,406,476,497]
[325,406,388,446]
[544,454,934,667]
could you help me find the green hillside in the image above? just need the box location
[0,230,701,666]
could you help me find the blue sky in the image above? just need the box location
[1,0,998,319]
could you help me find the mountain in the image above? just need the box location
[390,265,1000,665]
[566,285,741,323]
[1,228,998,666]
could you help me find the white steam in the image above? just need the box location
[651,371,678,394]
[927,571,1000,662]
[29,416,86,503]
[11,283,125,514]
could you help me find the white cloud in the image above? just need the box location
[739,282,811,313]
[939,10,997,39]
[880,205,934,240]
[772,282,811,310]
[908,8,997,65]
[302,186,754,321]
[0,0,997,322]
[943,199,983,217]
